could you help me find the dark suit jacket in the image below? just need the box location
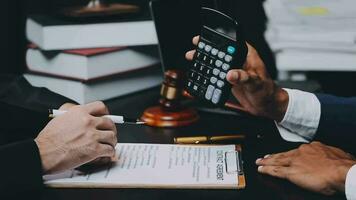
[315,94,356,154]
[0,74,74,199]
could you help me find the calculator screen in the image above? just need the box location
[201,9,237,41]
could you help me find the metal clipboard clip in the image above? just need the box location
[224,150,244,175]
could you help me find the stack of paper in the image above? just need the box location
[264,0,356,71]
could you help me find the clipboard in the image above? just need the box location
[44,143,246,190]
[225,145,246,189]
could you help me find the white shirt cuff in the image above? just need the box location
[277,88,321,142]
[346,165,356,200]
[275,122,309,143]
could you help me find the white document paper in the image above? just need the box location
[264,0,356,27]
[276,50,356,71]
[44,143,239,189]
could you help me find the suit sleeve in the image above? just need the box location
[315,94,356,138]
[313,94,356,153]
[0,74,77,111]
[0,102,49,145]
[0,139,44,199]
[277,90,356,151]
[0,74,77,143]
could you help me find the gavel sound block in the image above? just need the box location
[141,70,199,127]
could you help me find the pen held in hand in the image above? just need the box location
[49,109,146,125]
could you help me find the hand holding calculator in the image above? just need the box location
[186,7,248,106]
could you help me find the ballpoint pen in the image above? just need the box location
[174,135,245,144]
[49,109,146,125]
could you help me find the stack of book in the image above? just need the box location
[264,0,356,72]
[25,14,162,104]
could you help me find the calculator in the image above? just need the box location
[186,7,247,106]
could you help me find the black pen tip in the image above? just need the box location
[124,118,146,125]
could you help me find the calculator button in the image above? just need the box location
[199,65,204,72]
[227,46,236,54]
[196,75,202,82]
[193,84,199,91]
[211,48,219,56]
[199,87,206,98]
[203,78,209,86]
[218,51,226,59]
[196,52,203,59]
[187,81,193,88]
[210,77,218,84]
[212,89,222,104]
[189,71,196,79]
[198,42,205,49]
[225,55,233,63]
[205,68,212,76]
[205,85,215,100]
[222,63,230,71]
[204,45,212,53]
[203,78,209,87]
[193,62,199,69]
[215,60,223,68]
[213,69,220,76]
[217,80,225,88]
[209,58,214,65]
[219,72,227,80]
[203,55,208,62]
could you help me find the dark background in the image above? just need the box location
[0,0,276,78]
[2,0,355,96]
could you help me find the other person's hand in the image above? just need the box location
[256,142,356,195]
[186,36,288,122]
[35,101,118,174]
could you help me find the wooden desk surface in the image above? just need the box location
[41,87,345,200]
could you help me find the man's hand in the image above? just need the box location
[58,102,117,169]
[35,101,118,174]
[185,36,288,121]
[58,103,77,110]
[256,142,356,195]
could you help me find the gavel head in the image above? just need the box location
[159,70,185,111]
[140,69,199,127]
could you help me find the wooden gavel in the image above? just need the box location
[159,70,196,110]
[141,70,199,127]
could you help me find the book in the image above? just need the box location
[44,143,245,189]
[24,66,163,104]
[26,46,160,81]
[276,50,356,71]
[26,15,158,50]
